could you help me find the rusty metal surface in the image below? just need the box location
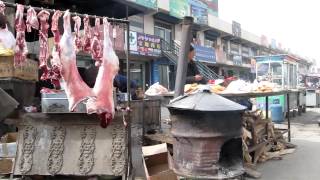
[14,113,127,176]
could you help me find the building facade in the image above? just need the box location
[123,0,312,91]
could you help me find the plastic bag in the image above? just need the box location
[0,29,15,56]
[145,82,168,96]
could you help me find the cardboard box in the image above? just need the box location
[1,132,17,143]
[0,56,38,81]
[142,143,177,180]
[0,133,17,174]
[0,158,14,174]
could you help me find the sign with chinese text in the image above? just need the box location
[194,45,216,63]
[189,0,208,24]
[129,31,161,56]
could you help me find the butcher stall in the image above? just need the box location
[0,1,164,179]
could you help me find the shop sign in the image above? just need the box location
[189,0,208,25]
[194,45,216,63]
[129,31,161,57]
[169,0,189,18]
[135,0,157,9]
[233,55,242,66]
[169,0,218,19]
[204,0,218,16]
[232,21,241,37]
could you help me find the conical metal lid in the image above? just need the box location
[167,91,247,112]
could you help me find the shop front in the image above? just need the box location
[129,30,162,92]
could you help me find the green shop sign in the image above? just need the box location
[135,0,157,9]
[170,0,189,18]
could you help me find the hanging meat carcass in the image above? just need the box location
[91,17,103,65]
[59,10,94,111]
[82,14,91,53]
[51,10,62,50]
[86,17,119,128]
[72,15,82,53]
[14,4,28,67]
[37,10,50,79]
[26,7,39,32]
[49,10,63,88]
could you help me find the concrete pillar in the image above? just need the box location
[174,24,182,44]
[174,17,194,98]
[198,31,205,46]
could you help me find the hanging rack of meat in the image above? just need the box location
[26,7,39,32]
[86,17,119,128]
[14,4,28,67]
[3,1,129,128]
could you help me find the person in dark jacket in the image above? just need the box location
[113,74,138,100]
[186,45,207,84]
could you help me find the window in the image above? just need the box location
[230,43,240,54]
[154,21,173,44]
[222,40,228,52]
[204,39,216,48]
[242,46,249,57]
[129,14,144,33]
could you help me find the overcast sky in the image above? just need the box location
[219,0,320,63]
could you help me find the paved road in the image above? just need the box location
[250,108,320,180]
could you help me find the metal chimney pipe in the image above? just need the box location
[174,16,194,98]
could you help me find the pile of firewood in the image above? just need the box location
[242,110,296,178]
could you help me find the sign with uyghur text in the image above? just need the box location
[189,0,208,24]
[129,31,161,56]
[135,0,157,9]
[194,45,216,63]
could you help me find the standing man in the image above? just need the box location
[186,45,207,84]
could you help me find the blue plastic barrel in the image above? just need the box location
[270,104,284,123]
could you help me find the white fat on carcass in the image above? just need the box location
[59,10,94,111]
[86,17,119,127]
